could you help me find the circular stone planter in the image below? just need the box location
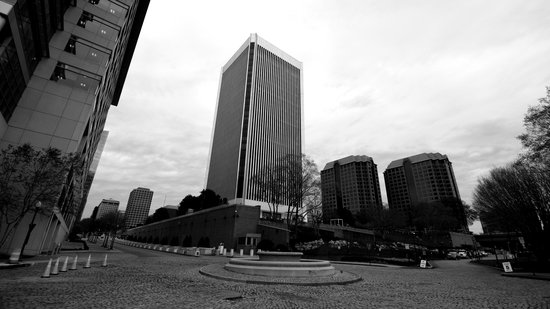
[224,251,337,277]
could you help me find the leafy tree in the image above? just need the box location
[0,144,81,248]
[75,218,96,235]
[355,206,407,237]
[411,199,465,232]
[177,189,224,215]
[95,211,124,233]
[145,207,170,224]
[473,162,549,262]
[336,207,355,226]
[518,86,550,166]
[178,194,198,215]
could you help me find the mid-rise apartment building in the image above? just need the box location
[321,155,383,221]
[124,187,153,229]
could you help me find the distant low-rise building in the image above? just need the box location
[161,205,179,219]
[96,199,120,219]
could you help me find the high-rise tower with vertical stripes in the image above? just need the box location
[206,34,303,215]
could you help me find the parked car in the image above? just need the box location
[457,251,468,259]
[446,251,458,259]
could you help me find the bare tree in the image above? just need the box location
[473,162,549,261]
[281,154,322,236]
[249,153,322,235]
[250,161,286,220]
[0,144,81,248]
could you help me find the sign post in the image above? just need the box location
[502,262,513,273]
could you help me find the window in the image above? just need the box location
[76,10,120,40]
[50,61,101,92]
[63,35,111,66]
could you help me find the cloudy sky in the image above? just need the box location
[82,0,550,233]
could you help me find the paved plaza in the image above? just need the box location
[1,243,549,308]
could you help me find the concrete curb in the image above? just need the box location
[331,261,402,268]
[199,264,362,286]
[0,262,33,269]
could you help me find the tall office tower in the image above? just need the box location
[124,187,153,229]
[321,155,383,221]
[384,152,466,229]
[206,34,303,216]
[0,1,149,256]
[96,198,119,219]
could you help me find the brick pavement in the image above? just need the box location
[1,244,549,308]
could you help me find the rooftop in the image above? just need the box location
[323,155,375,170]
[386,153,449,169]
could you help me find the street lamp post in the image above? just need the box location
[20,201,42,260]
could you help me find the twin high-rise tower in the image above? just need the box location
[206,34,303,213]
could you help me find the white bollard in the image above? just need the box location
[8,248,21,264]
[60,256,69,272]
[51,257,60,275]
[84,254,91,268]
[101,254,108,267]
[239,249,243,256]
[69,255,78,270]
[223,248,227,256]
[41,259,52,278]
[250,249,254,256]
[230,249,234,256]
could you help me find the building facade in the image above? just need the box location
[96,198,119,219]
[384,152,466,229]
[205,34,303,215]
[126,204,289,253]
[321,155,383,221]
[0,0,149,256]
[124,187,153,229]
[78,130,108,220]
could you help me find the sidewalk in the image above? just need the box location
[0,241,119,269]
